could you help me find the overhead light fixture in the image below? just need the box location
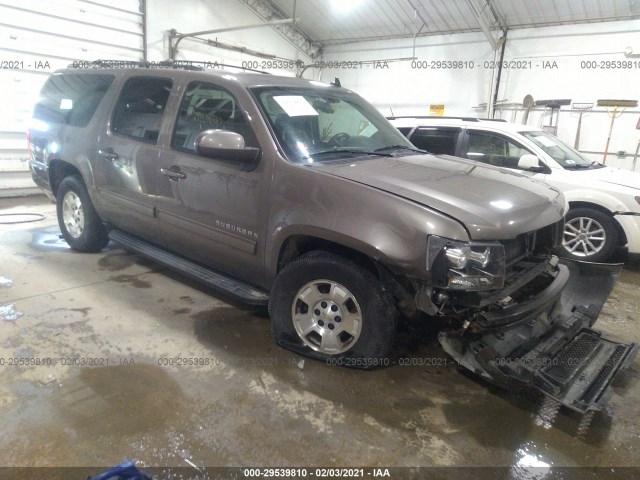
[331,0,363,12]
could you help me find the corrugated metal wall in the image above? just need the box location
[0,0,144,196]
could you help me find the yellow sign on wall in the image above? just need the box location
[429,104,445,116]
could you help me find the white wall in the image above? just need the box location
[146,0,310,76]
[319,20,640,170]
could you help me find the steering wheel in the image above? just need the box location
[328,132,351,147]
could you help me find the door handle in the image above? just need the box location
[160,167,187,180]
[98,148,119,160]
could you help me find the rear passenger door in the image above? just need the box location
[95,75,174,239]
[155,81,267,285]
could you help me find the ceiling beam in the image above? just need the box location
[239,0,323,59]
[465,0,506,50]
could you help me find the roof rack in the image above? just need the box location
[386,115,507,122]
[67,59,271,74]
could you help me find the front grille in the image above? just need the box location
[503,231,536,266]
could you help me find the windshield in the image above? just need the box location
[520,130,600,169]
[252,86,415,162]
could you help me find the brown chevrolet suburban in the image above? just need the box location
[29,61,637,423]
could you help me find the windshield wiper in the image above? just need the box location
[565,160,603,169]
[374,144,425,153]
[302,148,394,160]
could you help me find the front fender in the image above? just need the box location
[265,162,469,285]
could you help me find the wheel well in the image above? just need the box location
[49,160,82,196]
[277,235,380,278]
[568,201,628,246]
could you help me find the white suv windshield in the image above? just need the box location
[520,130,598,169]
[252,87,415,162]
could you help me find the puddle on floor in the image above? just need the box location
[0,365,210,465]
[111,274,152,289]
[192,306,274,361]
[98,252,139,272]
[28,229,70,252]
[28,227,117,253]
[60,364,185,433]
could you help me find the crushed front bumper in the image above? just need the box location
[439,259,638,414]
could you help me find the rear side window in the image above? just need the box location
[112,76,173,144]
[409,127,459,155]
[172,81,257,153]
[33,73,114,127]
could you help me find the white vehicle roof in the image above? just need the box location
[388,116,541,134]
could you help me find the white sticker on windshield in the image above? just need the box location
[273,96,318,117]
[59,98,73,110]
[534,135,556,148]
[566,159,576,164]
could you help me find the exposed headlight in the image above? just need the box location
[427,235,506,291]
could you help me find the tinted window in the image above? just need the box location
[112,77,173,144]
[410,127,459,154]
[172,82,257,153]
[465,131,532,169]
[33,73,114,127]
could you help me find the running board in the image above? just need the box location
[108,230,269,306]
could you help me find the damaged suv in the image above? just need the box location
[29,62,637,419]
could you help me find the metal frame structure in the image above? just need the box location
[168,19,298,60]
[239,0,322,59]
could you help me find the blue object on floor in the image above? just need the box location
[88,460,152,480]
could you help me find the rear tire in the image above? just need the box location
[269,251,397,369]
[558,207,618,262]
[56,175,109,252]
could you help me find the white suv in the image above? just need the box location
[389,116,640,263]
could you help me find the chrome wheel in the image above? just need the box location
[62,191,85,239]
[563,216,605,257]
[291,279,362,355]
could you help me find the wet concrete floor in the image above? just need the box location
[0,196,638,477]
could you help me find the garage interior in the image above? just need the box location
[0,0,639,478]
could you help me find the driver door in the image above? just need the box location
[155,81,268,285]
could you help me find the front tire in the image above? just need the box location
[56,175,109,252]
[269,251,397,369]
[559,207,618,262]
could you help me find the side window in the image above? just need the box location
[111,76,173,144]
[410,127,459,154]
[33,73,114,127]
[465,131,532,169]
[172,82,257,153]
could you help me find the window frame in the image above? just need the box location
[170,80,258,157]
[109,75,174,145]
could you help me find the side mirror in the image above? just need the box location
[518,154,549,173]
[195,130,260,165]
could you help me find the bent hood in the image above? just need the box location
[309,154,566,240]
